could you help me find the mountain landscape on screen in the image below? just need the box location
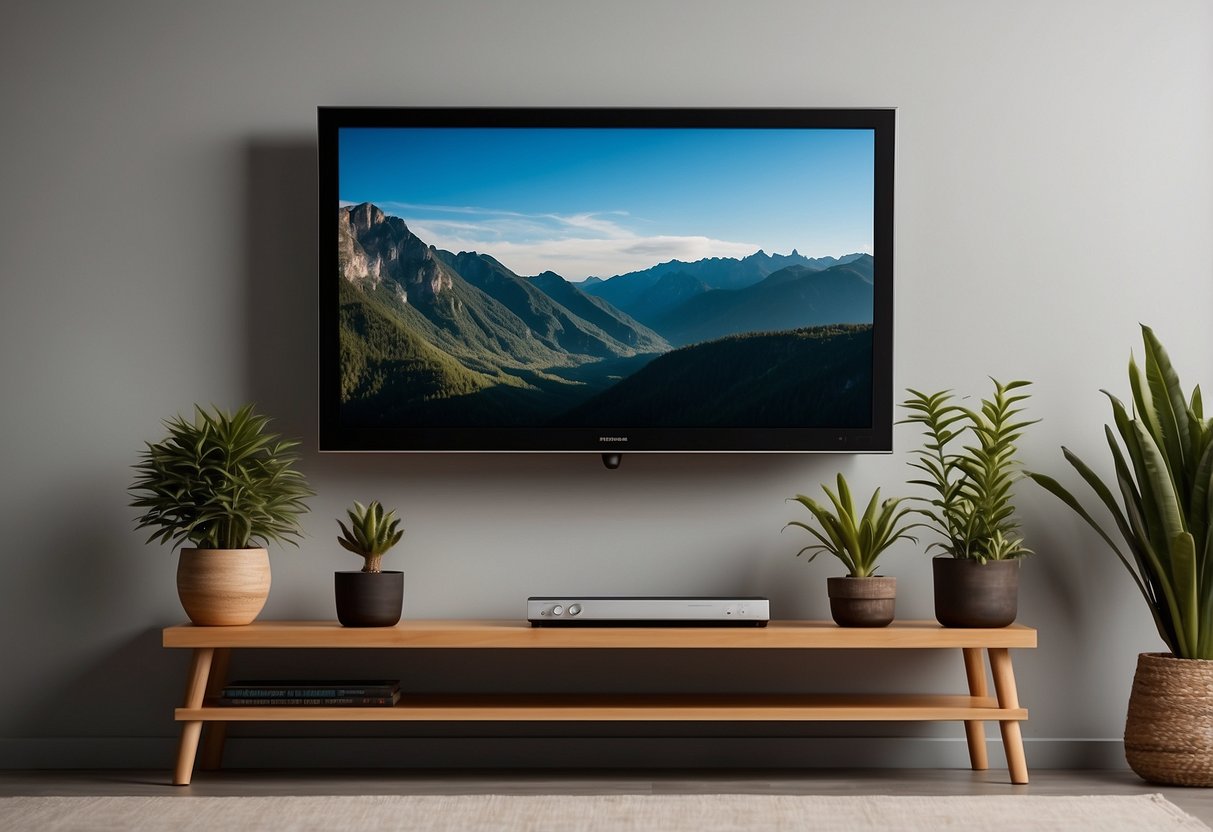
[337,202,874,428]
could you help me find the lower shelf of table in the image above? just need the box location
[178,693,1027,722]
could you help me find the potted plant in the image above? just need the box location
[1029,325,1213,786]
[786,474,919,627]
[130,404,313,626]
[901,379,1036,628]
[335,500,405,627]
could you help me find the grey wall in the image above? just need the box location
[1,0,1211,771]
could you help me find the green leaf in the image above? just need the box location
[1200,531,1213,657]
[1142,324,1191,483]
[1134,419,1189,541]
[1190,441,1213,552]
[1171,531,1199,657]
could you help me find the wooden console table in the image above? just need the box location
[162,620,1036,786]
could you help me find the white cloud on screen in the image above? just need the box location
[375,202,761,280]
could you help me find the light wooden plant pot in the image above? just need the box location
[176,548,271,626]
[1124,652,1213,786]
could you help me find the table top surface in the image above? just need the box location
[162,620,1037,649]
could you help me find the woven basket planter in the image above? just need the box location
[1124,652,1213,786]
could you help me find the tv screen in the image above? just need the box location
[319,107,894,454]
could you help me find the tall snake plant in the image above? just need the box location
[1029,325,1213,659]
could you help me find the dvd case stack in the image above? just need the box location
[219,679,400,707]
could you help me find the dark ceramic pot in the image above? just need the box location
[932,557,1019,628]
[335,570,403,627]
[827,576,896,627]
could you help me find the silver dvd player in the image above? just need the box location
[527,596,770,627]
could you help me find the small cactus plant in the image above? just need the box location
[337,500,404,573]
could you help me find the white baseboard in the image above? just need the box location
[0,736,1127,771]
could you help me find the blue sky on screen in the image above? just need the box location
[339,127,874,281]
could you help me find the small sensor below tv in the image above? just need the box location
[319,107,894,455]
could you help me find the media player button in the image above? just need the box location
[568,604,582,616]
[552,605,564,616]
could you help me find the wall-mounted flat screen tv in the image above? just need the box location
[319,107,894,455]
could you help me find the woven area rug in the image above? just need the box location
[0,793,1206,831]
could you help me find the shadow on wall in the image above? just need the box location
[239,137,819,488]
[18,628,181,741]
[0,464,185,742]
[243,138,319,449]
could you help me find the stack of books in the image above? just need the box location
[219,679,401,707]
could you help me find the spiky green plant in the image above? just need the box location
[786,474,920,577]
[130,404,313,550]
[902,379,1037,562]
[338,500,404,573]
[1029,325,1213,659]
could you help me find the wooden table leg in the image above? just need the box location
[962,647,989,771]
[198,648,230,771]
[989,647,1028,785]
[173,647,214,786]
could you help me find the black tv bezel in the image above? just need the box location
[318,106,895,453]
